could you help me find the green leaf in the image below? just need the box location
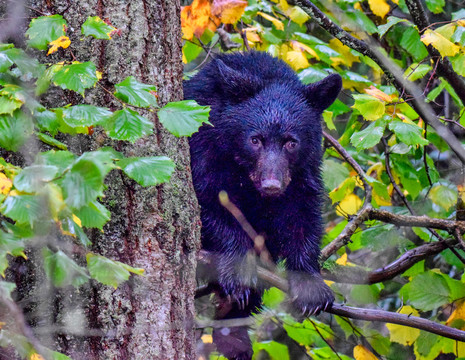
[253,341,290,360]
[0,51,13,72]
[80,149,118,177]
[388,120,429,146]
[61,105,112,128]
[350,118,386,151]
[400,27,428,61]
[37,150,76,172]
[36,63,63,96]
[350,284,382,305]
[42,249,90,287]
[322,110,335,130]
[26,15,67,50]
[52,62,98,96]
[298,67,330,84]
[322,159,350,191]
[37,133,68,150]
[352,94,385,121]
[61,157,104,209]
[60,216,91,246]
[428,184,457,211]
[119,156,175,186]
[346,10,377,34]
[86,253,131,288]
[2,48,44,78]
[378,16,409,37]
[75,201,111,230]
[182,40,203,64]
[0,281,16,301]
[158,100,211,137]
[105,108,153,142]
[81,16,116,40]
[425,0,445,14]
[114,76,158,108]
[14,165,59,192]
[400,271,451,311]
[0,95,22,115]
[262,287,285,309]
[451,54,465,77]
[404,63,432,81]
[1,195,43,225]
[35,109,60,136]
[0,111,33,151]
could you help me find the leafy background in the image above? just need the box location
[1,0,465,359]
[182,0,465,359]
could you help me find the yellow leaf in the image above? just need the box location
[285,6,310,26]
[324,280,335,286]
[201,334,213,343]
[29,354,45,360]
[285,50,309,71]
[336,194,362,216]
[447,299,465,328]
[45,183,65,221]
[257,12,284,31]
[245,30,261,43]
[457,19,465,27]
[336,253,348,266]
[290,40,319,59]
[421,29,460,58]
[367,0,390,18]
[386,306,420,346]
[211,0,247,24]
[47,36,71,55]
[364,85,394,102]
[328,39,359,67]
[278,0,290,11]
[72,214,82,228]
[353,345,378,360]
[0,173,12,195]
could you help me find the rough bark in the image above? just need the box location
[5,1,200,359]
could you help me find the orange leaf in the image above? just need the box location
[211,0,247,24]
[181,0,212,40]
[47,36,71,55]
[364,85,394,102]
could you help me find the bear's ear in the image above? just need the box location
[305,73,342,111]
[216,59,262,101]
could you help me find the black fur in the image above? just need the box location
[185,51,342,359]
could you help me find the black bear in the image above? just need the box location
[185,51,342,359]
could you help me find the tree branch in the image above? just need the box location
[322,238,456,284]
[321,131,372,262]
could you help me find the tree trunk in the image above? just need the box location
[7,1,200,359]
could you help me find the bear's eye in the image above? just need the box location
[250,136,261,146]
[285,140,298,152]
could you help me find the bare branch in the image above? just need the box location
[369,209,465,233]
[322,238,456,284]
[321,131,372,262]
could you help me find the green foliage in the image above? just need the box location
[81,16,116,40]
[26,15,67,50]
[183,0,465,359]
[158,100,211,137]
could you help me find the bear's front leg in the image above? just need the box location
[280,226,334,316]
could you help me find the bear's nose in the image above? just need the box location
[261,179,282,195]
